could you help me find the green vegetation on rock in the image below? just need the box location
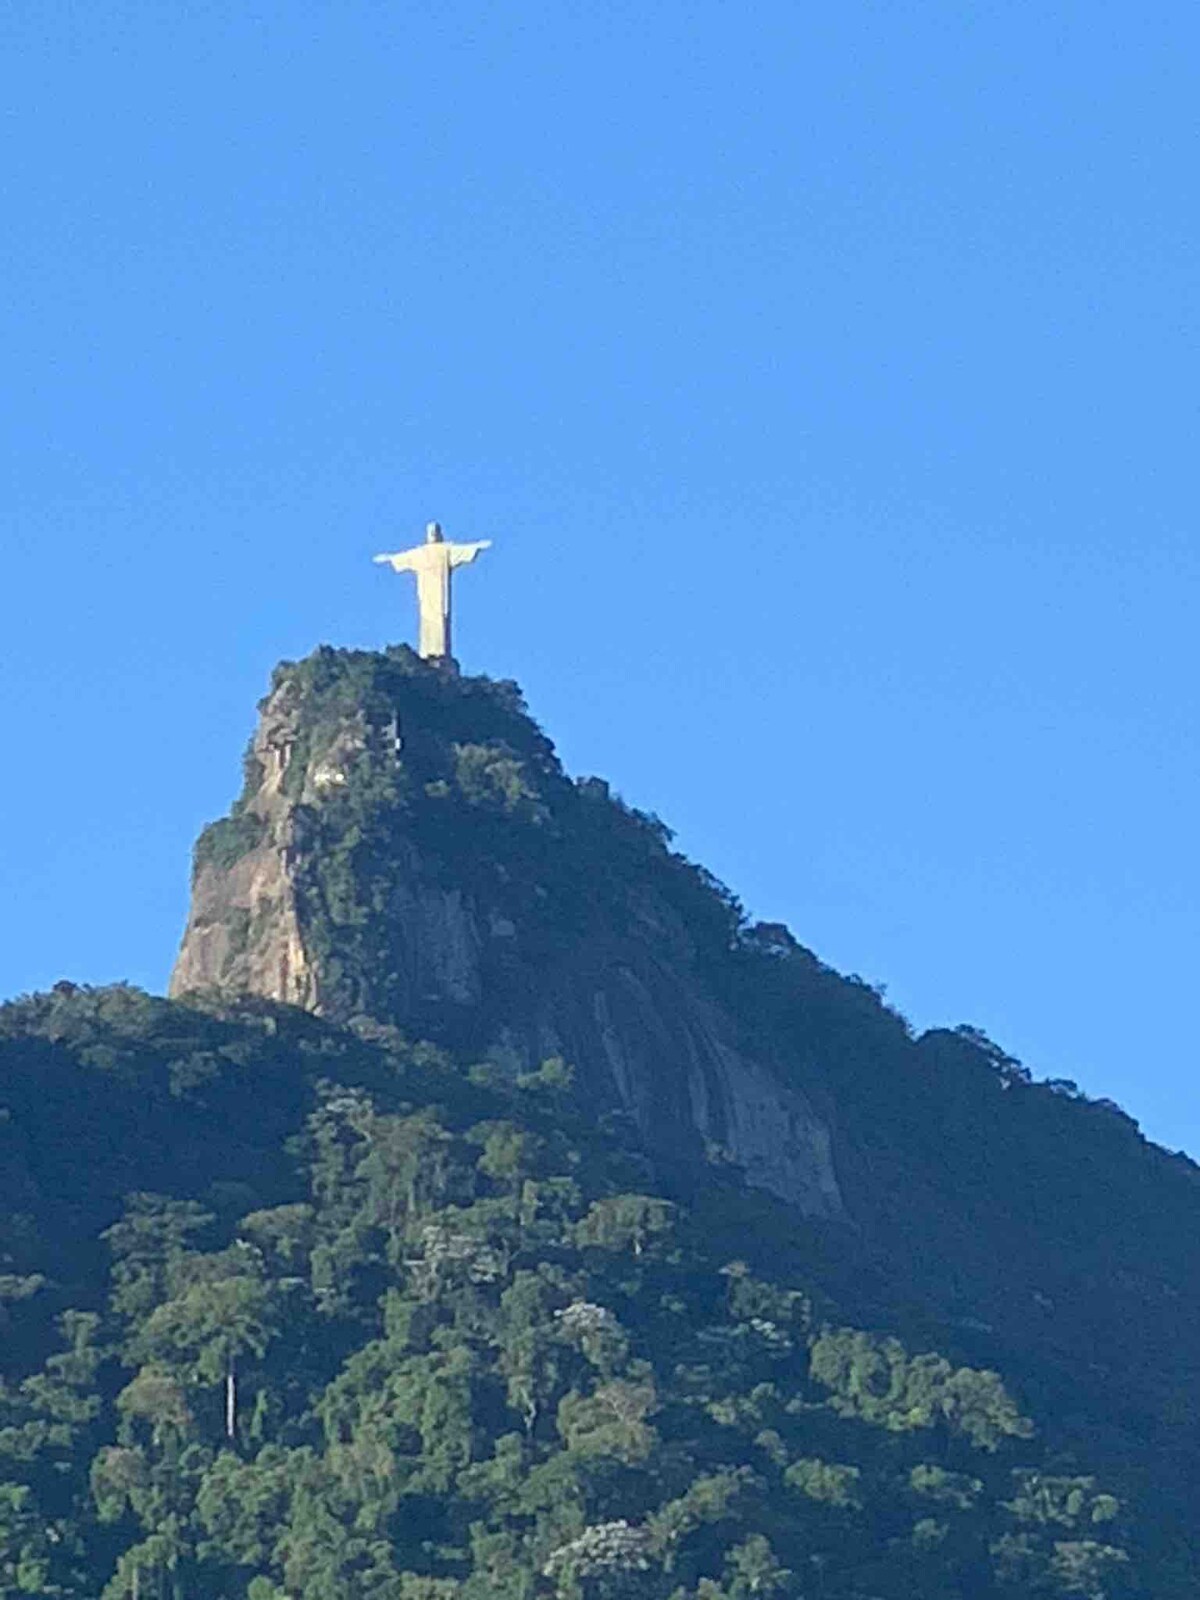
[6,648,1200,1597]
[0,985,1144,1598]
[193,814,268,876]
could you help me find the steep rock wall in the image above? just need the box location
[170,649,844,1219]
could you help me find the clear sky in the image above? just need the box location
[2,4,1197,1154]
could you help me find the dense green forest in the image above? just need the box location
[4,647,1198,1598]
[0,984,1144,1599]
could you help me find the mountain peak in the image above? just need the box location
[10,644,1200,1590]
[170,645,845,1218]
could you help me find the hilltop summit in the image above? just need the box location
[166,648,1200,1491]
[3,644,1200,1594]
[170,645,842,1216]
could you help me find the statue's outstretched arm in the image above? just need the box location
[448,540,492,568]
[374,551,419,573]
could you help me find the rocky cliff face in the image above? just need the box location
[171,646,844,1218]
[164,643,1200,1549]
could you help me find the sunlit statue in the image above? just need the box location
[374,521,492,659]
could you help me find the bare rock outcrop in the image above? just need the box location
[171,647,844,1219]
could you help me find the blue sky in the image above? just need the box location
[2,4,1198,1153]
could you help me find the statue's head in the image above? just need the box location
[425,521,444,543]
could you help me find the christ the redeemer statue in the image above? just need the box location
[374,522,491,659]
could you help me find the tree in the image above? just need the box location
[136,1277,280,1441]
[357,1111,454,1260]
[576,1197,676,1259]
[722,1535,792,1599]
[116,1366,192,1448]
[103,1197,214,1324]
[809,1328,1034,1450]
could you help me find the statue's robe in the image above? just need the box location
[381,541,488,658]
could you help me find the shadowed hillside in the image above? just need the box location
[1,647,1196,1597]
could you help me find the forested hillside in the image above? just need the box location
[2,647,1198,1598]
[0,985,1141,1599]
